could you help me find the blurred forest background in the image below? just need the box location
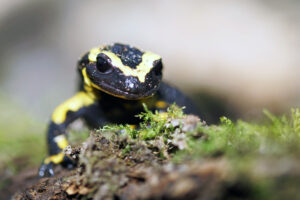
[0,0,299,188]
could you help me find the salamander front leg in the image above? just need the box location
[38,123,73,177]
[38,92,95,177]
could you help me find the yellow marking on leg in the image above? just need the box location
[54,135,69,149]
[155,101,168,109]
[52,91,95,124]
[44,152,64,164]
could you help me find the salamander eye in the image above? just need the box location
[153,59,163,76]
[96,54,113,74]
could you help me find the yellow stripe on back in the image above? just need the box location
[52,91,95,124]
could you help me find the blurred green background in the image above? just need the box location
[0,0,299,175]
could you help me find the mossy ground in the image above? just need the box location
[0,93,46,196]
[1,91,300,199]
[11,105,300,199]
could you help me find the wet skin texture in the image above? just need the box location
[39,43,199,177]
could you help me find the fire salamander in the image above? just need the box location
[39,43,199,177]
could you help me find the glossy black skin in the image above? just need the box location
[79,43,163,99]
[39,43,199,177]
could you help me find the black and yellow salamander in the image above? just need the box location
[38,43,199,177]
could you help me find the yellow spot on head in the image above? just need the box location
[88,47,101,62]
[102,51,161,83]
[85,46,161,83]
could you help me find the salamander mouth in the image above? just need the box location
[92,82,160,100]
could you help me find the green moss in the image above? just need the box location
[100,103,184,141]
[68,127,90,146]
[291,108,300,134]
[99,105,300,162]
[194,109,299,158]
